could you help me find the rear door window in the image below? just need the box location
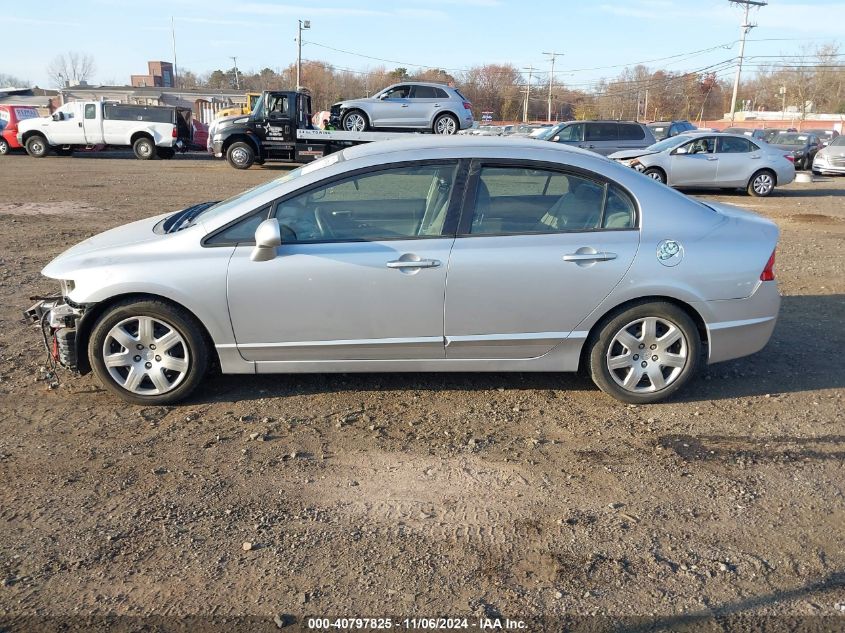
[411,85,438,99]
[619,123,645,140]
[586,122,619,142]
[717,136,753,153]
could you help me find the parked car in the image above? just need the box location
[804,128,840,147]
[812,134,845,175]
[767,131,822,170]
[27,136,780,406]
[329,82,473,134]
[722,127,769,142]
[647,120,697,141]
[17,101,187,160]
[608,132,795,196]
[0,104,40,155]
[539,120,656,155]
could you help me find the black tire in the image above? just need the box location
[226,141,255,169]
[432,113,459,135]
[587,301,701,404]
[0,138,9,155]
[156,147,176,159]
[747,169,776,197]
[642,167,667,184]
[25,135,49,158]
[341,110,369,132]
[88,298,209,405]
[133,136,156,160]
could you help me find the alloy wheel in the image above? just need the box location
[752,173,774,195]
[344,113,366,132]
[102,316,189,395]
[435,116,457,135]
[606,316,688,393]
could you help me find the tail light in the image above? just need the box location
[784,154,794,162]
[760,249,776,281]
[463,101,472,111]
[172,127,178,138]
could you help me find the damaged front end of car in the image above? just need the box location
[24,291,88,374]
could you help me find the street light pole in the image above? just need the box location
[297,19,311,90]
[522,66,534,123]
[728,0,766,125]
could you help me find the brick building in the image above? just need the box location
[131,61,174,88]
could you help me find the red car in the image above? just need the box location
[0,104,40,155]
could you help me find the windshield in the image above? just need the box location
[190,153,341,226]
[772,132,807,145]
[647,135,694,152]
[535,123,566,140]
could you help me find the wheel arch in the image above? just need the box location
[341,108,371,127]
[74,292,219,375]
[749,167,777,186]
[21,129,49,145]
[579,295,708,370]
[221,133,260,155]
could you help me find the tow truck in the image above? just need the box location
[209,89,419,169]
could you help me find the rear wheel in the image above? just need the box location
[642,167,666,184]
[133,137,156,160]
[89,299,209,405]
[747,169,775,197]
[341,110,368,132]
[0,138,9,155]
[25,135,49,158]
[433,113,459,135]
[587,302,701,404]
[226,141,255,169]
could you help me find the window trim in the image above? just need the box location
[455,159,639,238]
[201,159,469,247]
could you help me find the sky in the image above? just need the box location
[2,0,843,90]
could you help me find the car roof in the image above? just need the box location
[383,81,453,89]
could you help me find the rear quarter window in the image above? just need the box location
[619,123,646,140]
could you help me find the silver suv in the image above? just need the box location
[330,82,474,135]
[538,120,656,156]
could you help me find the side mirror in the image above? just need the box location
[552,135,560,142]
[674,147,688,155]
[250,218,281,262]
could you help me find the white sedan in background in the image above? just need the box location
[609,132,795,197]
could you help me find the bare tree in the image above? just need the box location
[0,73,30,88]
[47,52,96,87]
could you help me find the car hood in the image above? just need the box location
[334,97,379,109]
[42,212,170,279]
[608,149,657,160]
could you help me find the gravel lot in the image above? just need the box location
[1,152,844,631]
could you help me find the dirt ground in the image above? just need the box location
[1,152,844,632]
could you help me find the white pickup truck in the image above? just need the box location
[17,101,185,160]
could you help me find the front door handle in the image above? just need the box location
[386,258,441,269]
[401,104,409,108]
[750,155,761,159]
[706,156,718,161]
[563,252,617,262]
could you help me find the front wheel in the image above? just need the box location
[642,167,666,184]
[133,137,156,160]
[25,135,50,158]
[226,141,255,169]
[587,302,701,404]
[89,299,209,405]
[0,138,9,155]
[341,110,368,132]
[747,170,775,197]
[433,113,459,135]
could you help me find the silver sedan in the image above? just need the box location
[609,132,795,197]
[27,137,780,405]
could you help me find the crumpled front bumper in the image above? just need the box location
[24,297,84,373]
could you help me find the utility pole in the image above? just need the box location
[542,52,563,123]
[779,85,786,120]
[171,17,178,89]
[522,65,534,123]
[230,56,240,90]
[728,0,767,125]
[297,19,311,90]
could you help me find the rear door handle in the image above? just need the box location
[563,252,617,262]
[401,104,409,108]
[750,155,761,159]
[706,156,718,161]
[386,258,441,269]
